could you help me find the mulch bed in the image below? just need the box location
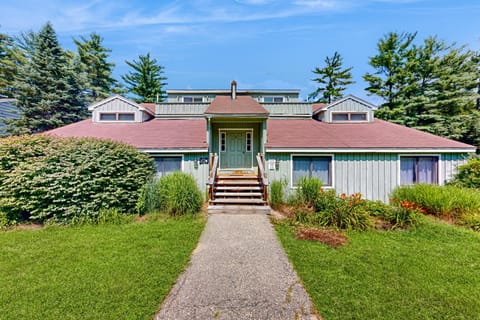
[295,227,348,248]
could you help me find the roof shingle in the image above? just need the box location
[205,96,269,115]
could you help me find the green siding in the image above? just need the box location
[183,153,209,191]
[266,152,471,203]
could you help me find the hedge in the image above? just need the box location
[0,135,155,223]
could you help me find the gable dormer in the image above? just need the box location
[313,95,376,123]
[88,95,155,123]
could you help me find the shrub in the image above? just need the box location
[450,156,480,188]
[157,172,203,216]
[295,192,372,230]
[0,135,155,223]
[270,180,287,209]
[296,176,323,207]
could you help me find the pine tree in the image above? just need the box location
[0,32,17,97]
[74,33,117,102]
[122,53,167,103]
[363,32,417,122]
[7,22,87,135]
[308,51,354,103]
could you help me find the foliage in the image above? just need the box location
[74,33,117,102]
[294,191,372,230]
[67,208,136,226]
[0,135,155,223]
[0,216,205,320]
[364,31,480,145]
[275,220,480,319]
[296,176,323,207]
[6,22,88,135]
[122,52,167,103]
[141,172,203,216]
[0,32,17,97]
[449,156,480,188]
[269,180,287,209]
[308,51,354,103]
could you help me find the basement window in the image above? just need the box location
[99,113,135,121]
[331,112,367,122]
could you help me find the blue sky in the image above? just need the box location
[1,0,479,101]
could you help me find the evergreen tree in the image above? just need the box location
[308,51,354,103]
[122,53,167,103]
[74,33,117,102]
[0,32,18,97]
[363,32,417,122]
[7,22,87,135]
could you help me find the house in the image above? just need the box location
[46,81,475,205]
[0,98,19,135]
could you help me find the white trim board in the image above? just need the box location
[140,148,208,154]
[266,148,475,154]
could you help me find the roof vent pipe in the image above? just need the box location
[231,80,237,100]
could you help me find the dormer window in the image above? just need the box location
[183,96,203,103]
[331,112,367,122]
[99,112,135,121]
[264,96,284,103]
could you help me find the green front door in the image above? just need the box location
[220,130,253,169]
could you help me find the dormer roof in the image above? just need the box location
[313,95,377,116]
[88,95,155,116]
[204,96,269,116]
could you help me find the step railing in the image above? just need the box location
[207,153,219,202]
[256,153,269,204]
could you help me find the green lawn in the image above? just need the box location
[275,218,480,319]
[0,216,205,320]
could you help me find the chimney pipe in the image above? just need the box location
[231,80,237,100]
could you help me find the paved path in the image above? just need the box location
[155,213,317,320]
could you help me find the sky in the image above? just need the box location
[1,0,479,101]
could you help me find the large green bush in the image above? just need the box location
[137,172,203,216]
[0,135,155,223]
[450,156,480,188]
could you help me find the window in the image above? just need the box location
[264,96,284,103]
[293,156,332,186]
[183,96,203,103]
[153,156,182,176]
[331,112,368,122]
[220,132,226,152]
[99,112,135,121]
[246,132,252,152]
[400,156,438,185]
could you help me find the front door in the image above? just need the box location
[220,130,253,169]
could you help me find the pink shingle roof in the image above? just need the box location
[205,96,269,115]
[45,119,208,149]
[266,119,474,149]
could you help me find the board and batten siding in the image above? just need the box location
[92,99,145,123]
[266,152,470,203]
[183,153,210,192]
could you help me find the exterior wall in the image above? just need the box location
[265,152,470,203]
[155,103,209,117]
[323,99,374,123]
[92,99,144,123]
[183,153,210,193]
[261,103,312,118]
[168,95,216,103]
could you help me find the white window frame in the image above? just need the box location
[263,96,284,103]
[398,154,442,186]
[151,154,184,176]
[183,96,203,103]
[99,112,136,122]
[330,111,369,123]
[290,154,335,189]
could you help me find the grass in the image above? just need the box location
[0,215,205,320]
[275,218,480,319]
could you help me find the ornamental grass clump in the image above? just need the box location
[157,172,203,216]
[296,176,323,207]
[269,180,287,209]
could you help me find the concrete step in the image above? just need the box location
[207,205,271,215]
[214,192,263,197]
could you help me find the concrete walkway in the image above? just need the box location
[155,213,317,320]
